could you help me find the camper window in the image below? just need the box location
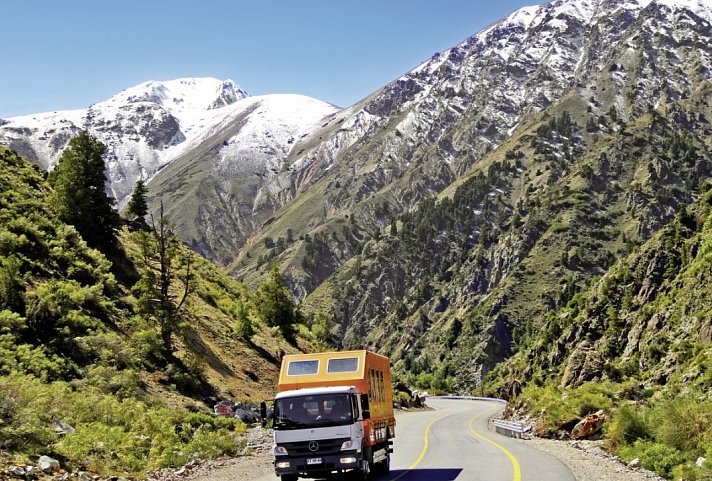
[287,360,319,376]
[327,357,359,373]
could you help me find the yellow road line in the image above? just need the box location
[468,413,522,481]
[389,413,451,481]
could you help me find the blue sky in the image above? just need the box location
[2,0,537,117]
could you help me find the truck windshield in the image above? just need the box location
[274,393,354,430]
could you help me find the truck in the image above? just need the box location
[261,350,395,480]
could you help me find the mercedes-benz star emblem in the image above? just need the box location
[308,441,319,452]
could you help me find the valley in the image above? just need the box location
[1,0,712,479]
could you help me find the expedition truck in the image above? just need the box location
[261,350,395,480]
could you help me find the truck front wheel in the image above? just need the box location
[280,475,298,481]
[356,459,370,480]
[354,447,372,480]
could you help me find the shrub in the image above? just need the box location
[606,404,651,450]
[82,366,143,399]
[184,425,244,459]
[0,373,246,476]
[619,440,685,478]
[394,391,411,406]
[520,381,617,436]
[649,392,712,455]
[131,328,164,365]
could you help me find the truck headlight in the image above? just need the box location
[274,446,288,455]
[276,461,291,469]
[340,440,353,450]
[339,457,357,465]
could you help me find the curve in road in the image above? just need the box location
[381,398,574,481]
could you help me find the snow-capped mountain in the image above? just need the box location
[229,0,712,290]
[1,0,710,277]
[0,77,336,208]
[145,94,340,265]
[274,0,712,382]
[277,0,712,197]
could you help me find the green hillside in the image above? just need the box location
[487,183,712,479]
[0,146,318,476]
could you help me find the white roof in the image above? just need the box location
[276,386,356,400]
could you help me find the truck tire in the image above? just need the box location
[354,447,371,480]
[357,459,370,480]
[280,475,298,481]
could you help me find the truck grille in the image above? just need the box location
[283,438,349,456]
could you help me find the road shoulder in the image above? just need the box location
[522,438,665,481]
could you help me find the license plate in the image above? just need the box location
[307,458,322,465]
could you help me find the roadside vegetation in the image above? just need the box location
[517,381,712,480]
[0,142,328,477]
[489,180,712,479]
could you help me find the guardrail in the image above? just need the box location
[429,396,528,438]
[493,419,527,438]
[429,395,507,404]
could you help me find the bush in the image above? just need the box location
[649,393,712,454]
[0,373,246,476]
[619,440,685,478]
[184,426,244,459]
[395,391,412,407]
[606,404,651,450]
[520,381,617,436]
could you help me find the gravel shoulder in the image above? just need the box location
[148,427,274,481]
[522,437,666,481]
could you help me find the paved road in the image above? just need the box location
[254,398,575,481]
[382,398,574,481]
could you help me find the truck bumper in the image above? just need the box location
[274,451,360,476]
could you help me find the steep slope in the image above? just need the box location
[489,180,712,392]
[145,95,339,265]
[294,0,712,388]
[0,77,248,206]
[0,145,302,401]
[0,146,327,477]
[308,90,712,386]
[231,0,712,299]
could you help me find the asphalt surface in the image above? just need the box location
[254,398,575,481]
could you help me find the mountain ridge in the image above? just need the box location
[0,77,337,210]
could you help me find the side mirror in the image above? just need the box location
[361,396,370,420]
[260,401,268,427]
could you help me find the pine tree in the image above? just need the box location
[49,131,119,249]
[126,179,149,219]
[133,201,192,354]
[255,264,298,336]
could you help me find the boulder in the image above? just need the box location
[628,458,641,468]
[560,341,604,389]
[233,408,260,424]
[52,421,75,435]
[8,466,26,477]
[696,456,706,468]
[213,400,234,417]
[78,471,92,481]
[38,455,60,473]
[571,410,607,439]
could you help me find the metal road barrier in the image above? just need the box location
[492,419,527,438]
[430,395,507,404]
[428,396,527,438]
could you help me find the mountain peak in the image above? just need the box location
[106,77,248,113]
